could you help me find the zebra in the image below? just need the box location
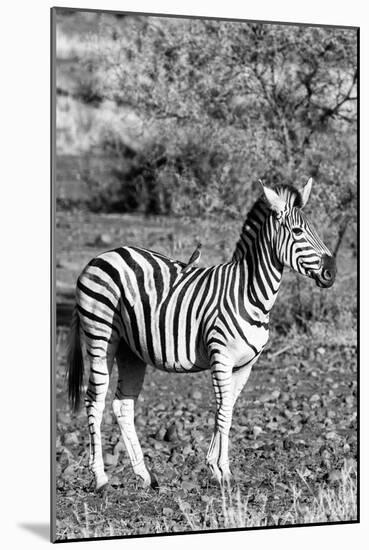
[67,178,336,491]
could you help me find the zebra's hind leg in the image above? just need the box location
[85,353,115,492]
[112,342,154,489]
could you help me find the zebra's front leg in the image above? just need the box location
[206,430,222,483]
[207,361,256,485]
[206,355,233,485]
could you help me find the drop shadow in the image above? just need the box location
[18,523,49,541]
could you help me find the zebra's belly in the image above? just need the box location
[139,347,210,373]
[152,358,210,373]
[126,328,210,373]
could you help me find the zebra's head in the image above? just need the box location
[260,178,336,288]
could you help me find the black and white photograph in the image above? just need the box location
[51,6,358,542]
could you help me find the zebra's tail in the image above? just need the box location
[67,306,84,412]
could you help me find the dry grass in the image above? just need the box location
[57,460,356,540]
[178,459,357,530]
[292,460,357,524]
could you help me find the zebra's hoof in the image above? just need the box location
[96,482,109,495]
[219,465,232,488]
[208,463,222,485]
[221,474,232,488]
[140,477,151,489]
[95,473,109,493]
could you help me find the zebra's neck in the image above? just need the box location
[232,199,284,318]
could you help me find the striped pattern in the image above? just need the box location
[67,181,335,489]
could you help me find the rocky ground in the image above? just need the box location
[54,210,357,541]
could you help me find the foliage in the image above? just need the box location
[61,14,357,227]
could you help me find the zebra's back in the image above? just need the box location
[76,246,216,372]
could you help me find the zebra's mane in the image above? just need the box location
[232,184,303,261]
[271,184,303,209]
[246,184,303,226]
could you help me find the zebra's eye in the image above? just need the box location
[292,227,303,236]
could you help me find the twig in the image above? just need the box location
[333,216,349,258]
[270,344,292,358]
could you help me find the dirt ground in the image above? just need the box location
[54,210,357,540]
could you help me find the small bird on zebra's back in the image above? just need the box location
[182,243,202,272]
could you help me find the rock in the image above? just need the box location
[63,432,79,446]
[253,426,263,438]
[104,453,118,467]
[328,469,341,483]
[63,465,75,478]
[319,444,330,455]
[266,420,279,431]
[259,393,271,403]
[110,476,123,487]
[182,480,197,491]
[113,441,125,455]
[310,394,320,402]
[192,390,202,400]
[182,444,193,456]
[164,423,179,442]
[154,426,167,441]
[345,458,356,469]
[57,411,70,424]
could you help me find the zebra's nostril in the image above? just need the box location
[322,254,336,278]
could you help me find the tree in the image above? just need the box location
[81,15,357,225]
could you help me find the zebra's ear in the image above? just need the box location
[301,177,313,208]
[258,180,286,215]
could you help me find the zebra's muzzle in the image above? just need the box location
[310,254,336,288]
